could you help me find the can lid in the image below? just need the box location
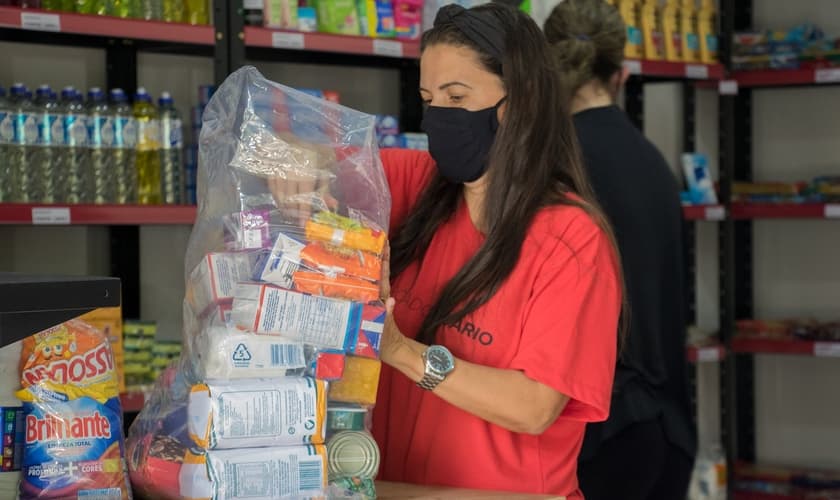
[326,431,380,480]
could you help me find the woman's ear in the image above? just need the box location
[610,68,630,99]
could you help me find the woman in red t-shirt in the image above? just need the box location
[371,4,625,498]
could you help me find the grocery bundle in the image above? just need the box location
[612,0,718,63]
[125,66,389,499]
[15,320,131,499]
[733,24,840,72]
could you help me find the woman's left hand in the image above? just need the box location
[380,298,410,367]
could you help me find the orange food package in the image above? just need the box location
[293,271,380,303]
[300,241,382,282]
[78,307,125,393]
[19,320,120,399]
[304,212,387,256]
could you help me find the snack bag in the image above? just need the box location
[127,67,389,499]
[17,320,131,500]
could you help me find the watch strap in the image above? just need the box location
[417,372,445,391]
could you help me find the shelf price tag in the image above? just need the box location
[373,39,403,58]
[825,204,840,219]
[31,207,71,225]
[815,68,840,84]
[705,206,726,221]
[685,64,709,79]
[20,12,61,32]
[814,342,840,358]
[718,80,739,95]
[697,347,722,362]
[271,32,305,50]
[623,60,642,75]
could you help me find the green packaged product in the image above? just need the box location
[316,0,361,35]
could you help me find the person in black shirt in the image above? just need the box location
[544,1,697,498]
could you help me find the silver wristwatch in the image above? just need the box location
[417,345,455,391]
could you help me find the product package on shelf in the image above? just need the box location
[126,66,389,499]
[16,320,131,500]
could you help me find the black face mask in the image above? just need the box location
[421,97,506,184]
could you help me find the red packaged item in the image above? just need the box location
[293,271,380,303]
[300,241,382,283]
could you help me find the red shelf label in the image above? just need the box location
[373,39,403,58]
[271,32,305,50]
[825,204,840,219]
[31,207,71,225]
[705,206,726,221]
[623,60,642,75]
[20,12,61,31]
[814,342,840,358]
[697,347,722,362]
[685,64,709,79]
[815,68,840,84]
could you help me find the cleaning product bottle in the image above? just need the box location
[134,87,162,205]
[162,0,184,22]
[110,88,138,204]
[618,0,642,59]
[641,0,663,60]
[698,0,718,63]
[680,0,699,62]
[662,0,682,61]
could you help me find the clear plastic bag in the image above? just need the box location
[127,66,387,499]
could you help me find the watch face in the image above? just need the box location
[427,346,455,374]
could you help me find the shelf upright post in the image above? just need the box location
[719,0,757,488]
[625,76,645,130]
[399,61,423,132]
[682,82,700,422]
[105,36,141,321]
[213,0,233,85]
[228,0,247,74]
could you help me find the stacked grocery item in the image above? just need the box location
[126,66,389,499]
[732,177,840,204]
[734,463,840,498]
[736,319,840,343]
[0,83,187,205]
[15,320,131,499]
[124,321,158,392]
[680,152,718,205]
[375,114,428,151]
[733,24,840,71]
[611,0,718,64]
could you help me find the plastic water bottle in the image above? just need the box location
[184,0,207,24]
[134,87,162,204]
[158,92,184,204]
[0,86,12,202]
[9,84,38,202]
[140,0,162,20]
[86,88,116,204]
[29,85,64,203]
[110,88,138,204]
[60,87,91,203]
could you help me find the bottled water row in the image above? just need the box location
[0,83,185,205]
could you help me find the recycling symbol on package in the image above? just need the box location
[232,343,252,362]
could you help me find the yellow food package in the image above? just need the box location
[618,0,642,59]
[78,307,125,393]
[328,356,381,406]
[305,212,387,256]
[662,0,683,61]
[641,0,664,60]
[680,0,699,62]
[17,320,120,403]
[698,0,717,63]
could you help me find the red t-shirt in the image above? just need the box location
[373,149,621,498]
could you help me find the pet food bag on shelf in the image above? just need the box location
[126,66,389,499]
[17,320,132,500]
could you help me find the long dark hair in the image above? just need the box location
[391,3,624,346]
